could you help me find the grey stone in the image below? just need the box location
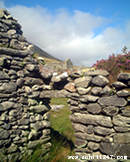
[118,73,130,81]
[92,75,109,87]
[26,64,37,72]
[112,81,127,89]
[51,72,68,83]
[16,78,24,87]
[88,142,99,151]
[100,85,112,95]
[30,121,50,131]
[70,113,112,127]
[100,142,119,155]
[77,87,91,95]
[114,126,130,132]
[1,123,11,130]
[39,66,53,79]
[114,133,130,144]
[0,47,30,57]
[74,138,88,148]
[80,95,99,103]
[7,29,16,36]
[68,99,78,106]
[74,76,92,88]
[18,118,30,125]
[29,91,40,99]
[0,82,17,93]
[103,106,119,116]
[72,123,90,133]
[75,132,102,142]
[87,103,101,114]
[28,130,41,140]
[117,90,130,97]
[91,87,102,95]
[94,126,115,136]
[0,71,9,80]
[113,114,130,127]
[7,144,18,153]
[27,137,51,149]
[98,95,127,107]
[0,101,15,111]
[30,105,49,114]
[0,129,10,139]
[24,77,43,86]
[85,69,109,76]
[64,82,76,93]
[28,99,38,106]
[121,106,130,117]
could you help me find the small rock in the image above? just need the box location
[0,82,17,93]
[118,73,130,81]
[112,81,127,89]
[113,133,130,144]
[87,103,101,114]
[88,142,99,151]
[85,69,109,76]
[91,87,102,95]
[0,129,10,139]
[113,115,130,127]
[100,86,112,95]
[74,139,88,148]
[77,87,91,95]
[0,101,15,111]
[103,106,119,116]
[30,105,49,114]
[117,90,130,97]
[64,82,76,92]
[94,126,115,136]
[80,95,99,103]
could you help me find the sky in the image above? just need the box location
[0,0,130,66]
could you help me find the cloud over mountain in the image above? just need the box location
[1,2,130,66]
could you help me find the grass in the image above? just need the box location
[48,97,75,162]
[49,98,75,142]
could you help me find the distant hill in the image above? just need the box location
[32,44,60,61]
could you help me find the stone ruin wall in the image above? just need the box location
[0,9,51,161]
[0,9,130,161]
[67,71,130,160]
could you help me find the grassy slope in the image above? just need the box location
[48,98,75,162]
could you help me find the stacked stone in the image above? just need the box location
[0,9,29,50]
[0,9,51,161]
[67,70,130,159]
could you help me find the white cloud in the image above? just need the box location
[1,3,130,66]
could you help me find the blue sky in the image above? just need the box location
[1,0,130,65]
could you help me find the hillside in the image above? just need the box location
[32,44,60,61]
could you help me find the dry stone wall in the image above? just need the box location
[0,9,51,161]
[67,71,130,160]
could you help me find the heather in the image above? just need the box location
[93,52,130,82]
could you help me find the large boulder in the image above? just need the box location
[92,75,109,87]
[98,95,127,107]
